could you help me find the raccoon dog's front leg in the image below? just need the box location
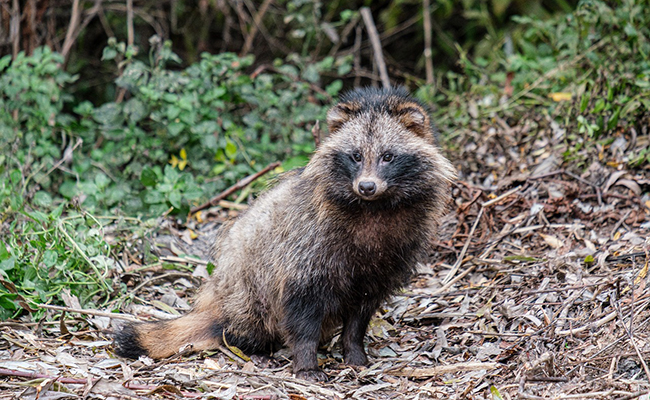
[283,288,328,382]
[341,302,377,366]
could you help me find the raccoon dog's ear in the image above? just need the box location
[396,102,431,138]
[327,103,359,133]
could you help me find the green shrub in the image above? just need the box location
[0,38,345,314]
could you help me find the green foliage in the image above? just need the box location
[0,48,76,195]
[0,37,343,315]
[2,37,341,217]
[431,0,650,166]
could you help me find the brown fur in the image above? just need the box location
[114,87,457,381]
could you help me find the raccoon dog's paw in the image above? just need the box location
[295,369,328,382]
[344,350,368,366]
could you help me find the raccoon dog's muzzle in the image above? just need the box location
[353,175,387,200]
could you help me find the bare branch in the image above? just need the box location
[423,0,434,84]
[360,7,390,89]
[61,0,82,60]
[126,0,134,46]
[239,0,272,56]
[10,0,20,58]
[190,161,281,215]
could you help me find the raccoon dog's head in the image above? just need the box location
[311,87,456,209]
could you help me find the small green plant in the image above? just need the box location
[0,204,116,319]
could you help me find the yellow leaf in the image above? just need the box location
[222,331,251,362]
[188,229,198,240]
[169,154,178,168]
[548,92,573,102]
[613,231,621,240]
[194,211,204,223]
[634,260,648,285]
[180,148,187,160]
[178,159,187,171]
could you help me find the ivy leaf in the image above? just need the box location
[140,168,158,187]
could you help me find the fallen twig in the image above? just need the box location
[159,255,209,265]
[190,161,280,215]
[442,206,483,285]
[614,390,650,400]
[614,293,650,384]
[0,368,204,398]
[388,361,498,377]
[528,168,603,205]
[311,120,321,148]
[35,303,139,322]
[443,186,522,285]
[203,369,344,398]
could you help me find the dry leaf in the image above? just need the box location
[204,358,221,370]
[635,260,649,285]
[540,233,563,249]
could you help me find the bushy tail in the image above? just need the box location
[114,291,224,359]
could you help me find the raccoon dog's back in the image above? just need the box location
[114,87,457,381]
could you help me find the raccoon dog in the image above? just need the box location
[114,87,457,381]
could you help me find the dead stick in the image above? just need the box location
[615,391,650,400]
[10,0,20,59]
[35,303,139,322]
[126,0,134,46]
[353,24,362,87]
[422,0,434,85]
[442,186,521,285]
[239,0,273,56]
[389,361,498,377]
[0,368,91,384]
[61,0,82,60]
[311,120,321,148]
[615,296,650,384]
[0,369,203,398]
[360,7,390,89]
[190,161,280,215]
[442,207,483,285]
[203,369,343,398]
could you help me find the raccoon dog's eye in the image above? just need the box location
[352,152,362,162]
[382,153,394,162]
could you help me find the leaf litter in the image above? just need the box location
[1,117,649,399]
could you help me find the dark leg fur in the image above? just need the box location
[283,288,327,381]
[113,323,148,359]
[341,303,376,366]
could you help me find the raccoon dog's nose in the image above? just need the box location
[358,181,377,196]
